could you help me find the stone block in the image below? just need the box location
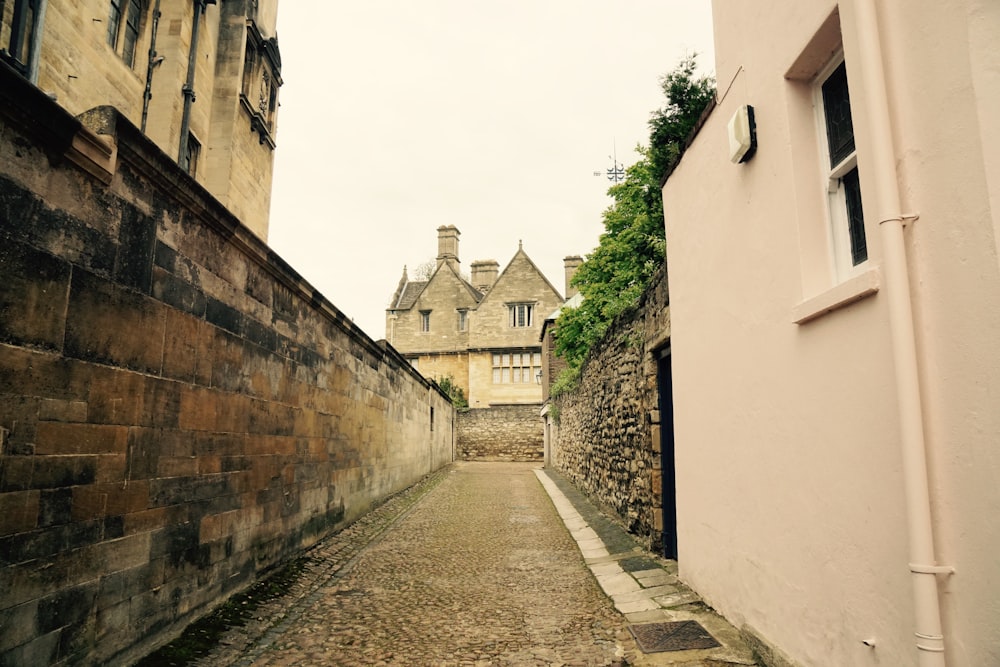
[0,490,40,536]
[151,264,208,318]
[37,488,73,527]
[64,269,166,374]
[85,368,146,426]
[27,455,97,490]
[0,599,39,652]
[95,453,128,484]
[0,629,59,667]
[37,399,88,423]
[0,239,71,351]
[35,422,128,456]
[122,506,174,536]
[100,533,153,573]
[160,309,202,383]
[0,456,35,492]
[36,581,98,633]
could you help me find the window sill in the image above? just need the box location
[792,266,880,324]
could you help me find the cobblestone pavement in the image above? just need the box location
[191,462,633,666]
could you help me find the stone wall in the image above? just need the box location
[0,65,453,667]
[457,405,544,461]
[549,265,669,548]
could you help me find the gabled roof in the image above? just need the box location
[388,260,482,312]
[477,243,564,306]
[393,280,428,310]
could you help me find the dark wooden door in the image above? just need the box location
[657,347,678,559]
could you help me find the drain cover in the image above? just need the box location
[629,620,721,653]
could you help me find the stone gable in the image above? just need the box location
[469,249,563,350]
[388,262,479,354]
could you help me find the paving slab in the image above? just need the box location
[535,467,759,666]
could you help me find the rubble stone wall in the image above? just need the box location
[550,266,669,548]
[0,66,453,667]
[457,405,544,461]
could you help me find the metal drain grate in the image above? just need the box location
[629,620,721,653]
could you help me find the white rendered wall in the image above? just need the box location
[663,1,1000,665]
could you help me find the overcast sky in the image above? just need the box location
[268,2,716,340]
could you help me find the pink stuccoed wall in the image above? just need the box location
[662,1,1000,666]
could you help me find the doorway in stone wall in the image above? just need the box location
[656,345,678,559]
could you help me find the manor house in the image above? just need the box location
[387,226,580,409]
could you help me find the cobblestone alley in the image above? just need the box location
[145,462,754,667]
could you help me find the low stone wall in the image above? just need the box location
[457,405,543,461]
[549,265,669,548]
[0,64,453,667]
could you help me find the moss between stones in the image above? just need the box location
[135,555,311,666]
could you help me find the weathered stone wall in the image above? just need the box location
[550,265,669,548]
[457,405,544,461]
[0,66,453,667]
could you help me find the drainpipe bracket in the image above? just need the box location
[909,562,955,575]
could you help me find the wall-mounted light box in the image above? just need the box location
[728,104,757,164]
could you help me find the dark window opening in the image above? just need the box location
[822,61,855,168]
[1,0,37,74]
[843,167,867,265]
[121,0,142,67]
[107,0,123,47]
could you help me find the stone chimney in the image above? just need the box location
[436,225,460,268]
[564,255,583,298]
[470,260,500,292]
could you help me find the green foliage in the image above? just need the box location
[549,366,581,399]
[648,54,717,181]
[553,55,715,373]
[435,375,468,410]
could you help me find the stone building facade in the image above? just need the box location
[0,0,280,238]
[387,226,580,459]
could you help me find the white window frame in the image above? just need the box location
[814,55,867,282]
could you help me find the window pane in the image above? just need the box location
[512,368,520,383]
[501,368,510,383]
[533,352,541,366]
[122,0,141,66]
[822,62,855,168]
[502,354,509,366]
[512,353,520,366]
[108,0,123,47]
[492,368,501,383]
[492,354,501,366]
[843,167,867,265]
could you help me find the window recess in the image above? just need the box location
[239,19,281,148]
[819,60,867,276]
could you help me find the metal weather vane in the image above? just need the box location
[595,139,626,183]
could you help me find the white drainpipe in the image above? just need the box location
[853,1,954,664]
